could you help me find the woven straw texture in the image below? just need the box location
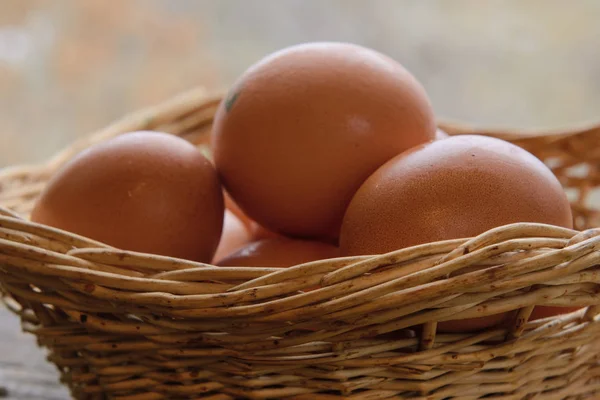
[0,88,599,400]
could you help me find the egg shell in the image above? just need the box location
[530,306,582,320]
[340,134,573,332]
[212,210,253,263]
[224,191,254,228]
[248,222,282,241]
[212,42,436,240]
[340,134,573,256]
[31,131,224,263]
[224,191,281,241]
[437,312,516,333]
[217,237,339,268]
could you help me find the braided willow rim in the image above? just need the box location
[1,87,600,400]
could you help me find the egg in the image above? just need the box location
[530,306,582,320]
[224,191,253,230]
[217,237,339,268]
[438,312,515,333]
[340,135,573,332]
[212,42,436,240]
[248,222,281,241]
[340,135,573,255]
[224,191,281,241]
[212,210,253,263]
[31,131,224,262]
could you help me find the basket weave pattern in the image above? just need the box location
[1,88,600,399]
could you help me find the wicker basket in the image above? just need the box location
[1,87,600,400]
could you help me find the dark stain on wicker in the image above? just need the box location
[0,88,599,399]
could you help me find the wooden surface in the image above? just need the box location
[0,307,69,400]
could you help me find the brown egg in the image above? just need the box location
[341,135,573,255]
[212,210,253,263]
[224,191,253,228]
[224,191,281,241]
[212,42,436,240]
[217,237,339,268]
[31,131,224,262]
[248,221,282,241]
[437,312,516,333]
[530,306,582,320]
[340,135,573,332]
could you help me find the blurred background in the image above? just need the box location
[1,0,600,168]
[0,2,599,398]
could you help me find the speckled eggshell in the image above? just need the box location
[31,131,224,263]
[340,134,573,256]
[212,42,436,240]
